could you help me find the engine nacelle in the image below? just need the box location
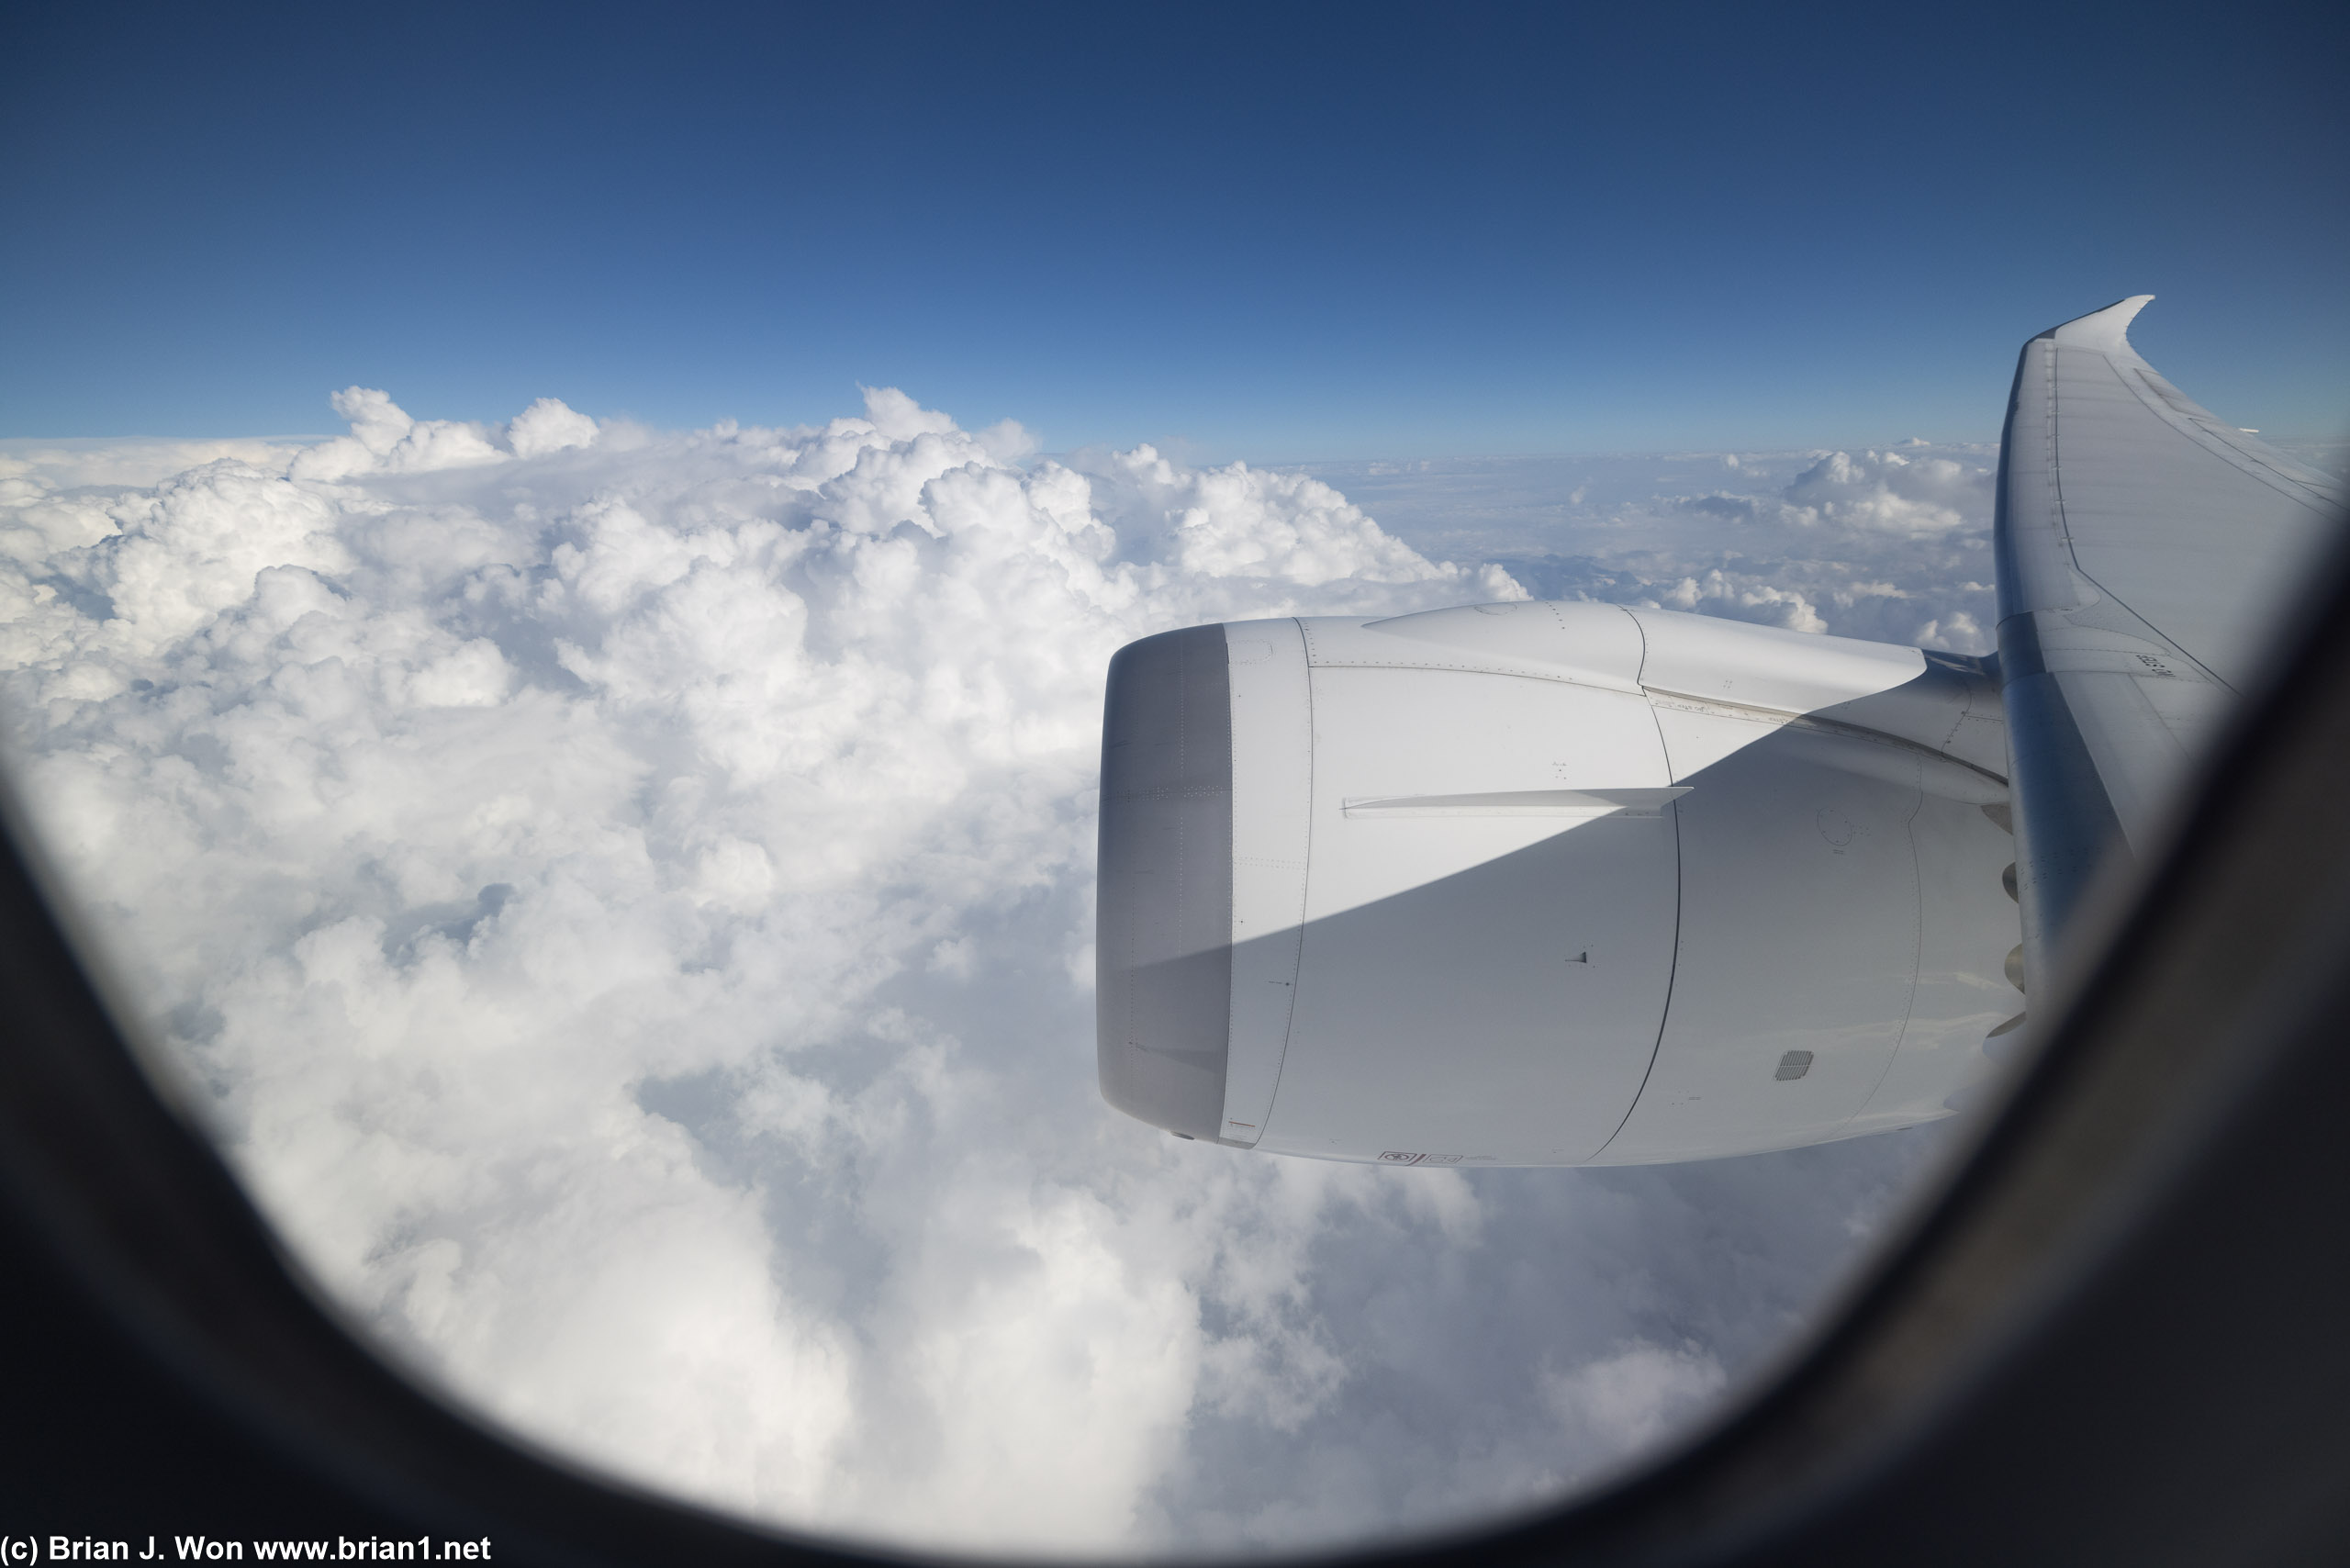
[1096,602,2020,1166]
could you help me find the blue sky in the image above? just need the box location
[5,0,2346,458]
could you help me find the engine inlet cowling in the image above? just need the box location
[1095,625,1233,1141]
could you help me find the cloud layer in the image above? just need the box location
[1304,442,2000,653]
[1,392,1961,1555]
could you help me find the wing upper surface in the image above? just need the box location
[1998,296,2344,981]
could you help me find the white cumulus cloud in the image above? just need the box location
[0,389,1948,1556]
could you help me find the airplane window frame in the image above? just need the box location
[3,508,2349,1564]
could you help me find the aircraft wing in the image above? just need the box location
[1996,297,2344,983]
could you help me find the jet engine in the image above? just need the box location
[1096,602,2020,1165]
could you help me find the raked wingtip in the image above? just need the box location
[2043,294,2155,354]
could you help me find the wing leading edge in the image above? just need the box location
[1997,296,2344,988]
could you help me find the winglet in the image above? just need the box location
[2044,295,2154,354]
